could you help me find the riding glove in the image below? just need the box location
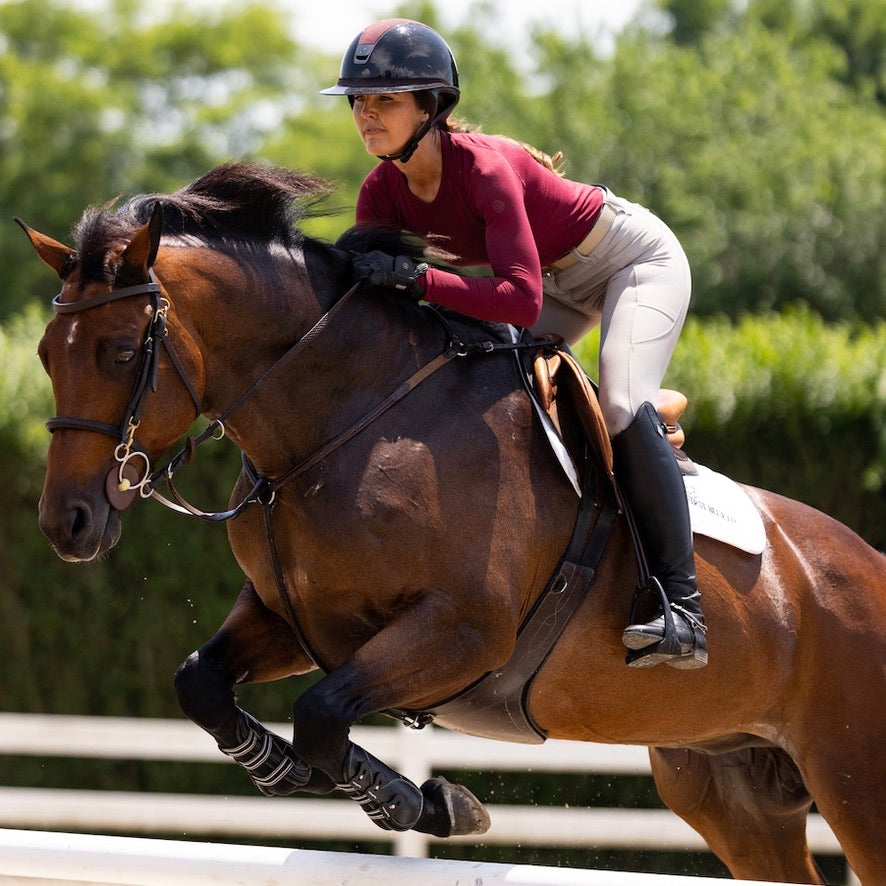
[353,251,428,299]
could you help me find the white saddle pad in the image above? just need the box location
[685,464,767,555]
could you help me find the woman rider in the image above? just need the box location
[322,19,707,670]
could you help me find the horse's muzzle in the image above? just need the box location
[38,485,122,563]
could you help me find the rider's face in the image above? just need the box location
[352,93,428,157]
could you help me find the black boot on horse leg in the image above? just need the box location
[293,674,491,836]
[613,402,707,669]
[334,742,491,836]
[217,708,315,797]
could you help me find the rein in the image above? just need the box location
[48,269,541,522]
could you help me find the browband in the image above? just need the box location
[52,278,161,314]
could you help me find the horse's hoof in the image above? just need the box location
[414,776,491,837]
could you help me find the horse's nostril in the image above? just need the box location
[68,504,91,541]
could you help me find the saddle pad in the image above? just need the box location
[685,464,766,555]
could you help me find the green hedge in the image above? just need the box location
[575,305,885,548]
[1,308,883,710]
[1,305,883,722]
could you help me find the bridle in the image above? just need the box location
[48,266,545,523]
[47,268,373,518]
[48,271,202,511]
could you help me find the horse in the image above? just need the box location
[20,162,885,883]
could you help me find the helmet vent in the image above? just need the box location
[354,43,374,63]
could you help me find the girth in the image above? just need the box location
[404,451,618,743]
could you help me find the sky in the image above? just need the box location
[293,0,646,54]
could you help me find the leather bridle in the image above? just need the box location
[47,267,541,522]
[47,271,202,510]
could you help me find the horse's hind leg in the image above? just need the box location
[649,746,826,884]
[174,580,335,796]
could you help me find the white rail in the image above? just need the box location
[0,828,814,886]
[0,713,852,880]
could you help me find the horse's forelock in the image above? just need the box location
[72,204,133,284]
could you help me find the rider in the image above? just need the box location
[322,19,707,670]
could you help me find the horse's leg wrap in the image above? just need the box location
[218,709,312,797]
[335,743,424,831]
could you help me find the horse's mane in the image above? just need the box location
[335,224,429,263]
[72,161,333,283]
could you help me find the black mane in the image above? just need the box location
[72,161,333,283]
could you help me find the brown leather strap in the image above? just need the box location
[271,349,455,491]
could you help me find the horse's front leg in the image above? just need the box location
[174,580,335,796]
[292,593,505,837]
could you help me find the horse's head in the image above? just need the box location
[19,206,204,562]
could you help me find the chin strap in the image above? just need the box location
[377,92,448,163]
[377,118,433,164]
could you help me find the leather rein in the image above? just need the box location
[47,270,532,522]
[49,267,560,695]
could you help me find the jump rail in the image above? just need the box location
[0,713,855,883]
[0,828,815,886]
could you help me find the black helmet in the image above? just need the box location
[321,19,460,162]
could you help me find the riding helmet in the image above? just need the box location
[321,19,460,162]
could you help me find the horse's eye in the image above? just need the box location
[115,349,137,364]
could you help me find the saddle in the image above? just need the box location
[532,346,693,473]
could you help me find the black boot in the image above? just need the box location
[612,402,707,669]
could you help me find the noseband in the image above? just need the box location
[47,272,202,508]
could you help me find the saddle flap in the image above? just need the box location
[533,349,690,467]
[534,348,613,475]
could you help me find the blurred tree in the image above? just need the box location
[0,0,303,319]
[750,0,886,105]
[523,12,885,320]
[656,0,734,45]
[1,0,882,319]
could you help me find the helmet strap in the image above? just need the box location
[378,121,430,163]
[377,93,441,164]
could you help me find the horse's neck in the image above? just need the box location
[164,243,424,473]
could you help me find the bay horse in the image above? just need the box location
[21,162,885,883]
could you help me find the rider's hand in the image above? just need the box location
[353,251,428,299]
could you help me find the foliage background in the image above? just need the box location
[0,0,883,880]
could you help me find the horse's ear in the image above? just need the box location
[14,217,77,279]
[120,202,163,279]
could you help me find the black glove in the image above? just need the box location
[353,250,428,299]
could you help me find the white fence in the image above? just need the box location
[0,713,855,883]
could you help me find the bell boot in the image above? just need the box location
[612,402,707,669]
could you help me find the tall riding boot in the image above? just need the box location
[612,402,707,669]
